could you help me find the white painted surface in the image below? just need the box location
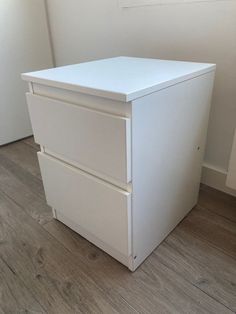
[32,83,132,117]
[226,130,236,190]
[27,93,131,183]
[202,164,236,197]
[44,148,132,192]
[25,58,215,270]
[45,0,236,179]
[22,57,214,101]
[0,0,53,145]
[54,210,130,267]
[132,71,214,268]
[38,152,132,258]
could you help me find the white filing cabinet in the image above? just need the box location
[22,57,215,271]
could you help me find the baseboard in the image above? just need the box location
[201,163,236,197]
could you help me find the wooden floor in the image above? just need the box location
[0,138,235,314]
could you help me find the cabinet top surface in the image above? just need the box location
[22,57,215,102]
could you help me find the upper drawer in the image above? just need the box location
[26,93,131,183]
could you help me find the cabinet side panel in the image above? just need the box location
[132,72,215,270]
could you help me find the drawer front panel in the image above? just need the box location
[38,152,131,257]
[27,93,131,183]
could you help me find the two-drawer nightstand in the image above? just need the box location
[22,57,215,271]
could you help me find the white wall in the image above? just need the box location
[0,0,53,145]
[46,0,236,183]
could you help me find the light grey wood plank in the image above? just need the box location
[138,254,233,314]
[0,140,41,179]
[0,190,135,314]
[23,136,40,151]
[0,139,235,314]
[0,307,5,314]
[180,205,236,260]
[199,184,236,223]
[0,152,44,197]
[44,219,233,314]
[0,256,45,314]
[0,157,52,225]
[154,227,236,312]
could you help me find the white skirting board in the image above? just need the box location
[201,163,236,197]
[226,129,236,191]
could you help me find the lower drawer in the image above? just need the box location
[38,152,132,259]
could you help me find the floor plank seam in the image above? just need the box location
[43,220,234,313]
[0,187,50,226]
[0,187,27,213]
[0,242,48,313]
[41,221,140,313]
[180,226,236,263]
[198,204,236,225]
[154,246,236,311]
[0,151,41,180]
[154,252,235,313]
[0,193,134,313]
[0,191,124,313]
[22,140,39,151]
[1,139,235,313]
[22,140,40,153]
[119,295,140,314]
[189,283,235,314]
[0,160,45,202]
